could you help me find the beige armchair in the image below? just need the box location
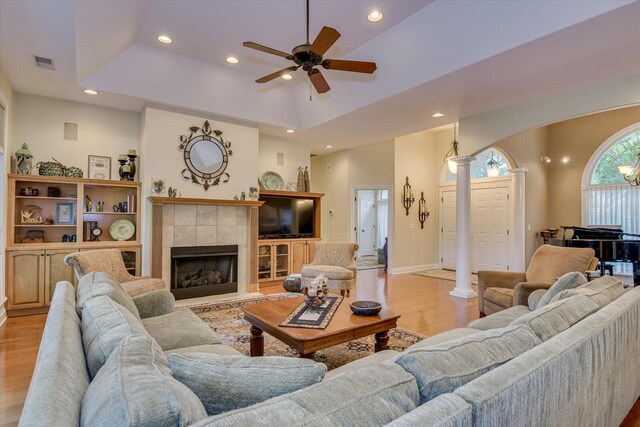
[64,249,166,297]
[478,244,597,316]
[301,242,359,297]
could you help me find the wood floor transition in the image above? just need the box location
[1,269,638,426]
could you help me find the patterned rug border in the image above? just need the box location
[189,292,299,313]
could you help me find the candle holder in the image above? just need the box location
[418,191,429,229]
[402,177,415,216]
[127,154,138,180]
[118,158,132,181]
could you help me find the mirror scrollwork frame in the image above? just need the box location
[178,120,233,190]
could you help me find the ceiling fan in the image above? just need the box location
[243,0,377,94]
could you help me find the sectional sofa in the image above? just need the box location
[19,272,640,426]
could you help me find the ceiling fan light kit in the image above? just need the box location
[243,0,377,94]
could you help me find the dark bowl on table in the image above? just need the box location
[349,301,382,316]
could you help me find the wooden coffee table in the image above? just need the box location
[242,296,400,358]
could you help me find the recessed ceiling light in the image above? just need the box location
[226,56,239,64]
[157,35,173,44]
[326,145,333,149]
[281,73,293,81]
[286,129,295,133]
[561,156,570,164]
[432,112,444,118]
[83,89,98,95]
[367,10,383,22]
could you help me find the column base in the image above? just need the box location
[449,288,478,299]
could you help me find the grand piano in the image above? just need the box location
[551,226,640,286]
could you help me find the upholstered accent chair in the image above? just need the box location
[478,244,597,316]
[64,249,166,297]
[301,242,358,297]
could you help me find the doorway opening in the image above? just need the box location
[354,189,388,271]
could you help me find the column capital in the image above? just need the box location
[508,168,527,175]
[452,156,476,166]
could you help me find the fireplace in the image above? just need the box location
[170,245,238,299]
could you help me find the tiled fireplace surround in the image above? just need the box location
[161,204,249,293]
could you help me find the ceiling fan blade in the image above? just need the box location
[308,69,330,94]
[322,59,377,74]
[255,66,299,83]
[309,26,341,57]
[243,42,292,59]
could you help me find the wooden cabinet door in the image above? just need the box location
[45,250,77,305]
[273,242,290,279]
[7,251,45,309]
[119,247,141,277]
[257,242,273,282]
[307,240,318,264]
[290,241,307,274]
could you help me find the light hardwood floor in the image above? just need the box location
[1,269,638,426]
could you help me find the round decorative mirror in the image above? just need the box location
[179,120,233,190]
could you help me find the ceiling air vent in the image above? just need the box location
[34,55,55,71]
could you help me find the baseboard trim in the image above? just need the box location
[390,263,440,275]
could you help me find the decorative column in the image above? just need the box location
[450,156,477,299]
[509,168,526,272]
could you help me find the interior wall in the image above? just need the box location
[258,134,310,188]
[140,106,259,274]
[546,105,640,228]
[310,140,394,244]
[495,127,549,264]
[11,93,140,179]
[393,130,439,272]
[0,64,14,324]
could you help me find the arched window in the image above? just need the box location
[445,148,511,182]
[583,124,640,236]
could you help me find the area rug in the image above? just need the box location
[413,269,478,285]
[356,255,385,271]
[189,293,423,370]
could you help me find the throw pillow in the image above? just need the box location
[549,275,624,308]
[76,271,140,319]
[168,353,327,415]
[81,295,150,378]
[81,335,206,427]
[536,271,587,309]
[393,324,541,404]
[511,294,599,341]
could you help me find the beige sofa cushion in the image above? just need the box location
[301,265,354,280]
[121,277,166,297]
[525,245,595,283]
[483,287,514,309]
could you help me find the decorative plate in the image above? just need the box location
[109,219,135,241]
[261,171,284,190]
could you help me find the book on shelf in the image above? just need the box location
[127,195,136,213]
[83,221,98,241]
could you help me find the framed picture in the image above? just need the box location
[56,202,74,225]
[88,155,111,180]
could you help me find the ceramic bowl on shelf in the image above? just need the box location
[349,301,382,316]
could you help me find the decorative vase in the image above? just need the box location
[303,166,310,192]
[127,154,137,180]
[297,167,305,192]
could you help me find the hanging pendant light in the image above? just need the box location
[618,152,640,186]
[444,122,460,174]
[486,150,500,177]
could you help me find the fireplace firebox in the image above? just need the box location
[170,245,238,299]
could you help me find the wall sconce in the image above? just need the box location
[403,177,415,215]
[418,191,429,229]
[540,156,551,164]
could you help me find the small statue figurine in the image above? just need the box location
[168,187,177,198]
[97,201,105,212]
[45,215,55,225]
[85,195,92,212]
[240,191,246,200]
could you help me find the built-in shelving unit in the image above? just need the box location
[5,174,142,317]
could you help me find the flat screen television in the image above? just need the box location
[259,196,314,238]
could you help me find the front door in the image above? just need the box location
[357,193,377,257]
[471,187,510,272]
